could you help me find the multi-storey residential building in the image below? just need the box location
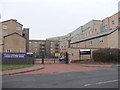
[81,20,101,38]
[69,26,82,43]
[1,19,29,53]
[68,12,120,62]
[100,13,118,32]
[59,35,69,53]
[56,20,102,54]
[29,39,60,58]
[46,39,60,58]
[29,40,46,58]
[45,35,69,54]
[28,12,119,61]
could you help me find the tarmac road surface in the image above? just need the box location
[2,65,119,88]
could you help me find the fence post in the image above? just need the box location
[54,57,55,64]
[41,53,44,64]
[65,52,69,64]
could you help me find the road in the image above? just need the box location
[2,65,119,88]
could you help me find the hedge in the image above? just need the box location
[92,48,120,63]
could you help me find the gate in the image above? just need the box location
[34,52,69,64]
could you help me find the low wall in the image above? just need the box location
[2,53,34,64]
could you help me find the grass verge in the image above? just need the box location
[0,64,33,71]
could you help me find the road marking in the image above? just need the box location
[95,82,103,84]
[84,79,118,87]
[95,80,118,85]
[84,84,92,86]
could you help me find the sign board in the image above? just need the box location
[3,53,26,58]
[26,52,34,57]
[55,53,60,57]
[80,49,91,55]
[27,52,33,54]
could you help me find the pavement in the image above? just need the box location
[1,63,113,76]
[80,64,113,67]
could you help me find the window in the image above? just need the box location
[16,26,21,31]
[99,37,104,43]
[95,29,97,32]
[72,53,74,56]
[22,33,25,37]
[89,41,92,45]
[2,24,7,30]
[55,48,59,50]
[50,45,53,47]
[40,42,45,44]
[2,32,8,36]
[35,45,37,48]
[41,46,45,48]
[112,20,115,24]
[88,31,90,35]
[119,18,120,22]
[6,49,11,52]
[51,48,53,51]
[51,52,54,54]
[101,23,108,31]
[50,42,53,44]
[76,43,79,47]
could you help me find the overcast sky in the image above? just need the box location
[0,0,119,40]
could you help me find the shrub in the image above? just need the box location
[92,48,120,63]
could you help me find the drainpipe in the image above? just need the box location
[68,40,71,48]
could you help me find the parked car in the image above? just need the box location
[59,55,66,61]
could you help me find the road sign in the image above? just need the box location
[55,53,60,57]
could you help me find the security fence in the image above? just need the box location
[34,52,69,64]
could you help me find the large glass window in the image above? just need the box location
[100,23,108,31]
